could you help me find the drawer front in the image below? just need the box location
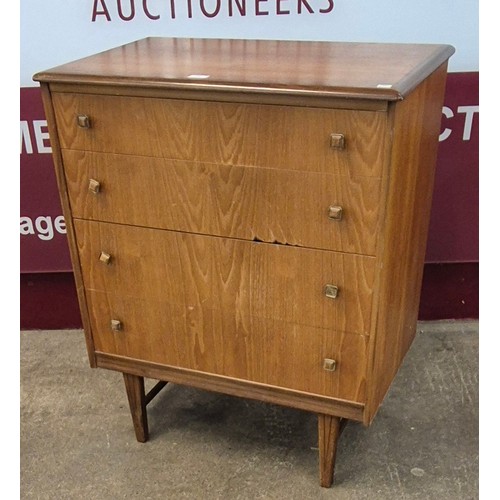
[75,220,375,335]
[87,290,368,403]
[53,93,387,176]
[64,150,382,255]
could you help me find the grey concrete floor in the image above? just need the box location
[21,320,478,499]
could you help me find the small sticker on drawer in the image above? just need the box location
[377,84,393,88]
[187,74,211,79]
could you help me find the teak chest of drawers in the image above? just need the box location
[34,38,454,487]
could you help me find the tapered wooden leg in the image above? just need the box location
[123,373,149,443]
[318,414,342,488]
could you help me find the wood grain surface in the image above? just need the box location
[75,220,375,335]
[33,38,454,101]
[63,150,382,255]
[53,93,387,176]
[48,82,389,112]
[86,290,368,403]
[318,414,341,487]
[122,373,148,442]
[364,64,449,424]
[96,352,365,421]
[38,83,97,367]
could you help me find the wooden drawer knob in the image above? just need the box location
[99,252,112,265]
[327,206,343,221]
[323,359,337,372]
[111,319,123,331]
[330,133,345,150]
[324,284,339,299]
[77,114,91,128]
[88,179,101,194]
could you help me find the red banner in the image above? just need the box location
[20,73,479,272]
[20,88,72,272]
[426,72,479,263]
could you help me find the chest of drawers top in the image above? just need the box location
[34,37,453,103]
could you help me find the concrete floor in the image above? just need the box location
[21,320,478,499]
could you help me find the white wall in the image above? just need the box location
[21,0,478,87]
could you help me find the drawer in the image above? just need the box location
[53,93,387,177]
[87,290,368,403]
[75,220,376,335]
[64,150,382,255]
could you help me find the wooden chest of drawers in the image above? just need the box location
[34,38,454,487]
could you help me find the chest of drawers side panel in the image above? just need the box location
[38,83,97,366]
[364,63,449,425]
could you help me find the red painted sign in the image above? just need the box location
[90,0,335,21]
[20,73,479,272]
[20,87,73,272]
[426,72,479,263]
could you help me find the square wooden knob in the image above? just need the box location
[99,252,111,265]
[77,114,90,128]
[323,359,337,372]
[111,319,123,331]
[88,179,101,194]
[330,133,345,150]
[324,284,339,299]
[328,206,343,221]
